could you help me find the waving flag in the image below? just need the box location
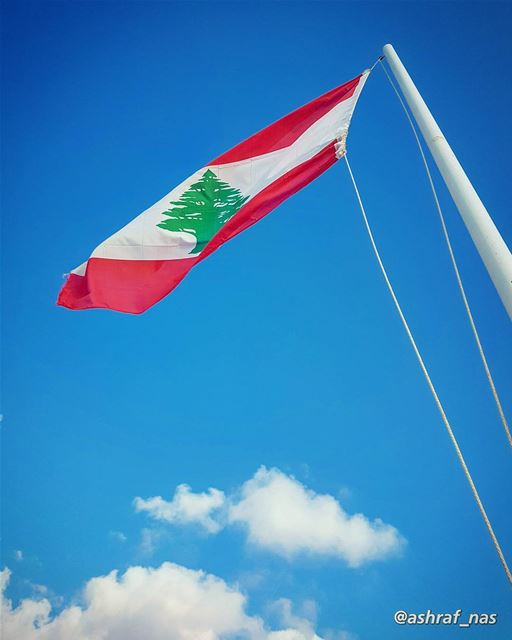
[58,72,368,313]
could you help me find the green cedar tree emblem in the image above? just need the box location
[157,169,249,255]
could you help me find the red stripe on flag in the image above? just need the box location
[211,76,361,165]
[201,141,338,258]
[57,257,195,314]
[57,142,338,314]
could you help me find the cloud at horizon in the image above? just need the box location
[1,565,337,640]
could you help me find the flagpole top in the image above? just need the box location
[381,40,512,319]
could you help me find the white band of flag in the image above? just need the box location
[59,71,368,313]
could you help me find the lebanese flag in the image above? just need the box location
[58,71,368,314]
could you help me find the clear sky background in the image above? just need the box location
[2,1,511,638]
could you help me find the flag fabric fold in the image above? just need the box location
[58,71,368,313]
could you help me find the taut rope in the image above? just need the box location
[379,58,511,449]
[343,152,511,585]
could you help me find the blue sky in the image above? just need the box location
[1,1,511,638]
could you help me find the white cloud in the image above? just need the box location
[134,483,225,533]
[137,527,166,558]
[1,569,52,640]
[1,564,332,640]
[136,467,404,567]
[108,530,127,543]
[30,583,48,597]
[267,599,322,640]
[14,550,23,562]
[229,467,404,566]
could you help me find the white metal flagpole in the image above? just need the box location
[382,43,512,320]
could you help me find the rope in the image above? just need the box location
[378,59,512,449]
[343,153,512,585]
[369,55,385,72]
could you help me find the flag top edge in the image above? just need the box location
[210,73,363,166]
